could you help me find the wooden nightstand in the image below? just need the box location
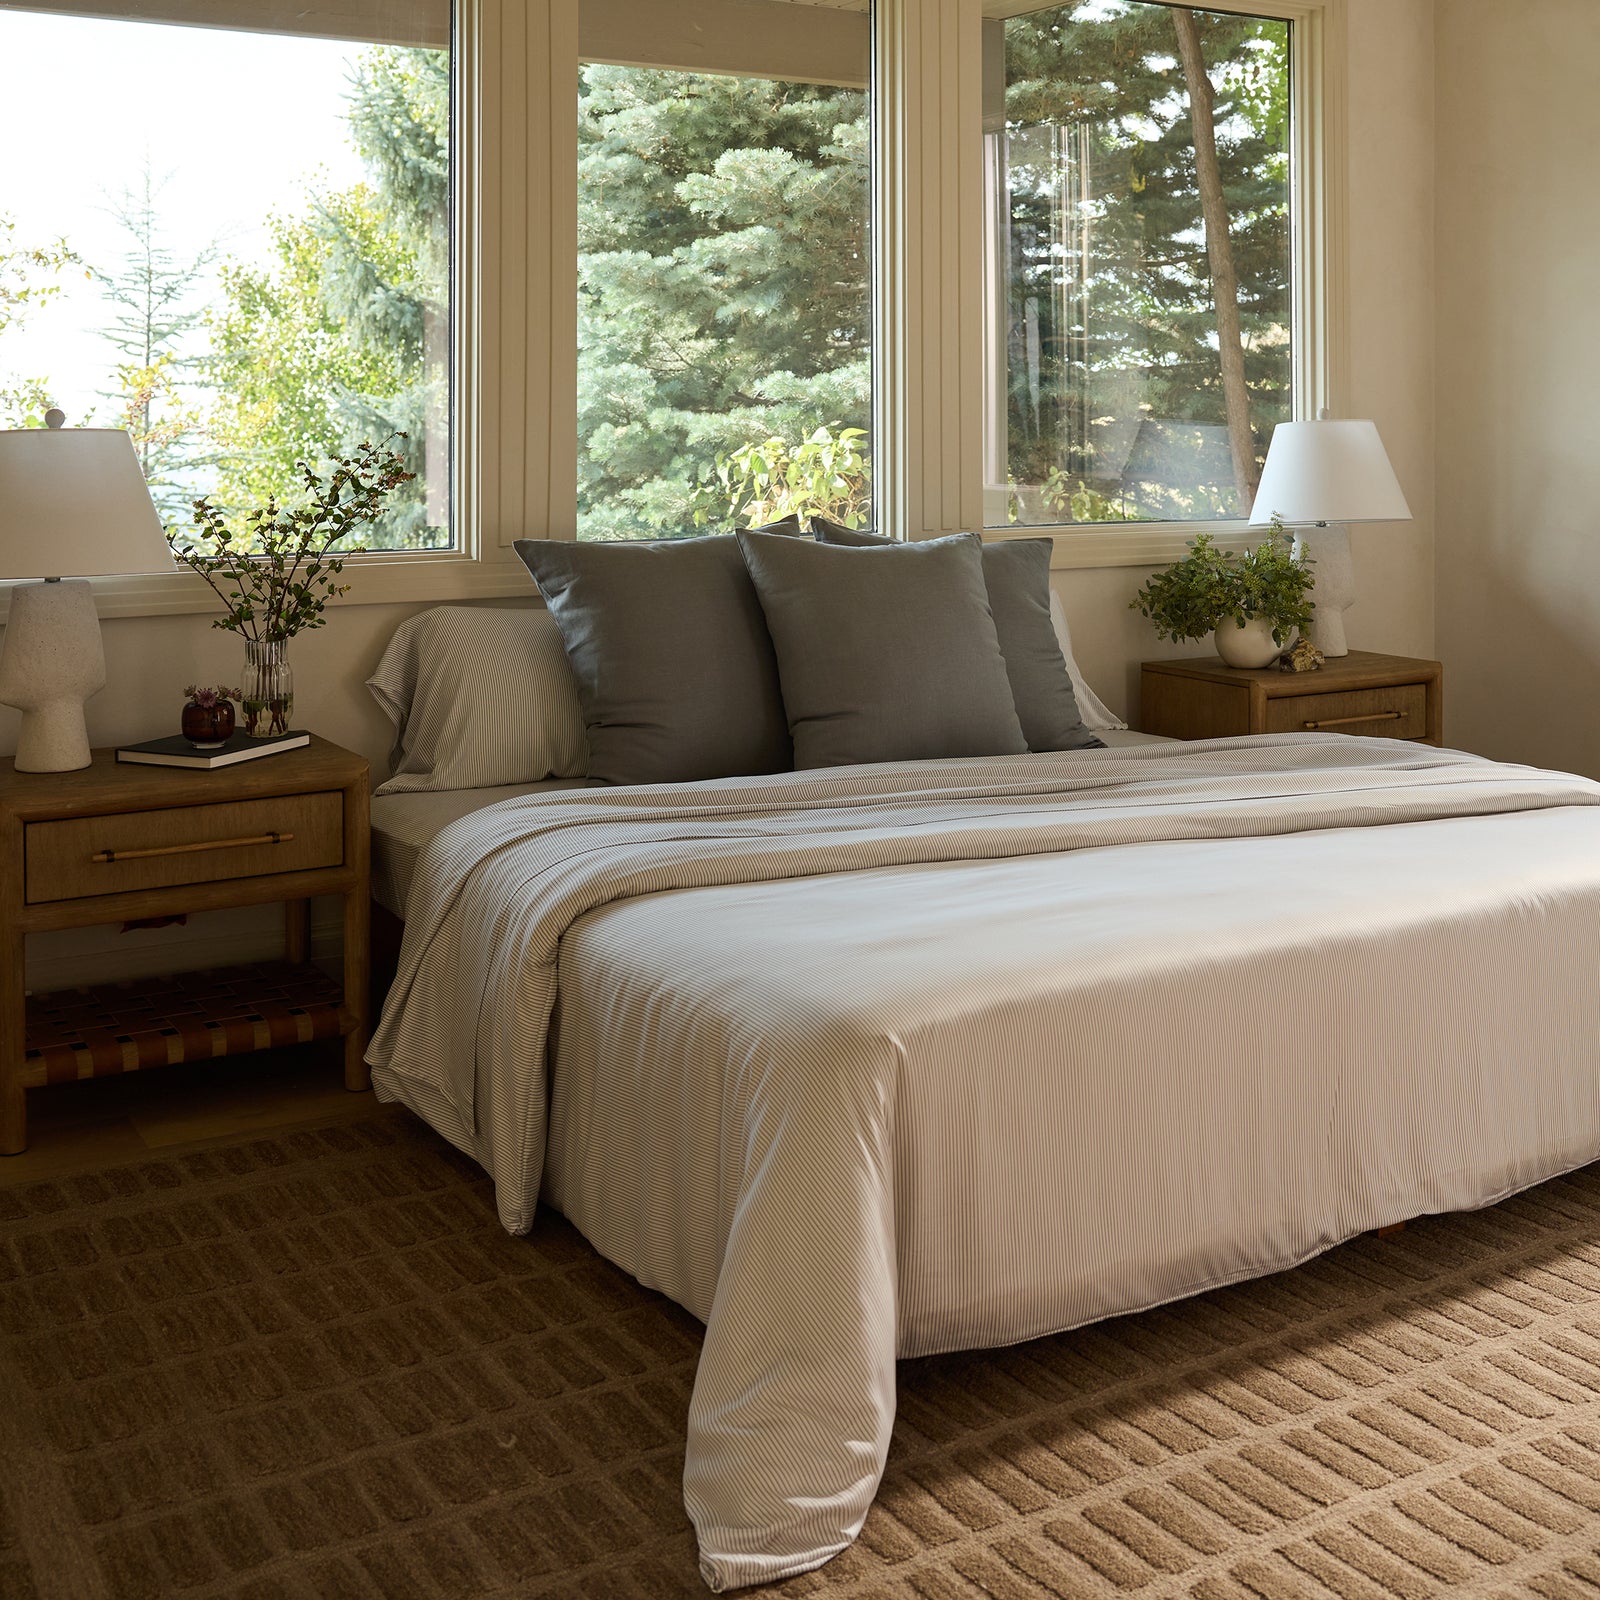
[1140,650,1444,746]
[0,734,370,1154]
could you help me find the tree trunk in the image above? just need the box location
[1172,10,1259,514]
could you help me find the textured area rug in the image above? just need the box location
[4,1112,1600,1599]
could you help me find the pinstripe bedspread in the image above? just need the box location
[366,736,1600,1590]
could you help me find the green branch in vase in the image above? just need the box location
[166,435,415,642]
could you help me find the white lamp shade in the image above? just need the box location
[1247,417,1413,527]
[0,427,175,580]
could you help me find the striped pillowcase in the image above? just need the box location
[368,606,588,795]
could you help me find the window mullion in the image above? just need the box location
[872,0,986,542]
[470,0,579,550]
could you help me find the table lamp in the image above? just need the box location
[1247,410,1412,657]
[0,412,175,772]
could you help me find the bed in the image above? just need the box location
[368,730,1179,915]
[366,731,1600,1591]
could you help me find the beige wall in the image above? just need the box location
[1062,0,1437,724]
[1434,0,1600,779]
[1,0,1442,983]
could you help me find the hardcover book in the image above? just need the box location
[115,731,311,770]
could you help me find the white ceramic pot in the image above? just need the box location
[1213,616,1281,669]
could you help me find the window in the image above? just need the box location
[0,0,1329,607]
[576,0,872,540]
[983,0,1292,530]
[0,1,452,551]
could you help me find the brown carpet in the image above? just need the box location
[5,1114,1600,1600]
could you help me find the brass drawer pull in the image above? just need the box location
[92,831,295,865]
[1303,711,1404,730]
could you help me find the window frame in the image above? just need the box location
[974,0,1348,569]
[4,0,1343,623]
[1,0,535,622]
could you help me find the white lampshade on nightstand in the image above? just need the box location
[0,413,175,772]
[1248,411,1413,657]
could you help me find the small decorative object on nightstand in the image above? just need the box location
[166,436,413,736]
[1129,522,1314,671]
[1278,637,1325,674]
[1140,651,1443,746]
[0,733,370,1155]
[181,685,239,747]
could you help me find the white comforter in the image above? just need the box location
[367,737,1600,1590]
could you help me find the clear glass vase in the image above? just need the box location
[241,639,294,738]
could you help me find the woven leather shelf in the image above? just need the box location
[24,961,350,1088]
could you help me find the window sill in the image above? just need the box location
[0,526,1257,622]
[0,552,536,624]
[982,521,1253,571]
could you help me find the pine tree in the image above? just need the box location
[319,45,448,545]
[95,166,215,520]
[1001,5,1291,520]
[207,46,448,549]
[577,66,871,539]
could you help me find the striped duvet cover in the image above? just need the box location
[366,736,1600,1590]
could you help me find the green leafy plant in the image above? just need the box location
[1130,517,1313,646]
[1041,468,1138,524]
[167,436,414,640]
[690,424,871,530]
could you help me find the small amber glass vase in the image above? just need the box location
[182,698,235,748]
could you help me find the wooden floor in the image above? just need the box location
[0,1041,376,1182]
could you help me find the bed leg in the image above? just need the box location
[1376,1221,1406,1239]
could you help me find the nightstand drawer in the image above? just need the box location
[25,792,344,904]
[1264,682,1428,739]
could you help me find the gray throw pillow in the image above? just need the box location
[749,514,806,538]
[976,540,1103,751]
[513,535,791,785]
[808,516,890,546]
[812,518,1101,752]
[736,530,1028,769]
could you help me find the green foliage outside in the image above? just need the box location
[94,171,216,523]
[0,1,1294,551]
[205,47,449,549]
[0,216,80,428]
[0,47,448,553]
[578,66,871,539]
[1003,3,1292,522]
[644,0,1292,535]
[1129,520,1312,645]
[689,424,870,531]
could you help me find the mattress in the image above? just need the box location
[370,781,589,915]
[367,736,1600,1590]
[368,732,1172,915]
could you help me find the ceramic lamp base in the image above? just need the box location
[0,579,106,772]
[1294,524,1354,658]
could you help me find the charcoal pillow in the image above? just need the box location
[812,518,1101,752]
[808,516,891,546]
[976,539,1103,751]
[513,534,791,785]
[735,529,1028,769]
